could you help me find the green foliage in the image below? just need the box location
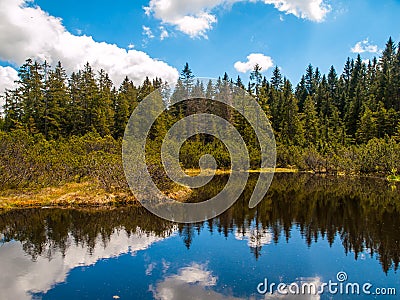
[2,37,400,184]
[0,130,127,191]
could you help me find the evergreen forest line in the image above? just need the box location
[1,37,400,191]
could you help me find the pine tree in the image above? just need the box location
[356,106,377,143]
[113,77,134,138]
[279,79,304,145]
[302,95,320,146]
[345,55,366,137]
[180,62,194,98]
[270,66,283,90]
[327,66,340,112]
[378,37,396,109]
[44,61,68,139]
[250,64,263,96]
[2,90,23,131]
[137,76,154,103]
[97,69,114,136]
[305,64,315,96]
[17,59,44,134]
[393,43,400,110]
[295,75,308,112]
[269,66,283,131]
[68,71,85,135]
[80,62,100,134]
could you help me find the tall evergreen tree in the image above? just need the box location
[180,62,194,98]
[113,77,134,138]
[302,95,320,146]
[279,79,304,145]
[44,61,68,139]
[270,66,283,90]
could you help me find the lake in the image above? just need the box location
[1,173,399,299]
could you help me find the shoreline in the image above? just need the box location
[0,168,396,209]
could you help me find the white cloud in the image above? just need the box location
[142,25,155,39]
[128,43,135,49]
[234,53,274,73]
[0,66,18,92]
[0,66,19,109]
[263,0,330,22]
[144,0,330,38]
[144,0,221,38]
[351,39,379,54]
[160,26,169,40]
[173,12,217,38]
[0,0,178,94]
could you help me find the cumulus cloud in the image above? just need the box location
[234,53,274,73]
[0,0,179,94]
[351,39,379,54]
[144,0,220,38]
[173,12,216,38]
[144,0,330,38]
[263,0,330,22]
[0,66,19,109]
[0,66,18,92]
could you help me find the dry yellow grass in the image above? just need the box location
[0,182,138,209]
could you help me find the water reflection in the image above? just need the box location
[149,263,238,300]
[0,208,176,299]
[0,229,170,299]
[0,173,399,299]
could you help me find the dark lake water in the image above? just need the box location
[1,173,400,299]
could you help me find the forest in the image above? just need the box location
[1,37,400,191]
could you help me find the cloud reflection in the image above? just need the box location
[235,226,273,248]
[0,228,171,300]
[150,263,244,300]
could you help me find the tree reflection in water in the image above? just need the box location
[1,173,399,273]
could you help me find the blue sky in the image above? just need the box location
[1,0,400,93]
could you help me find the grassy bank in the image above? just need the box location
[2,167,397,209]
[0,168,293,208]
[0,168,323,209]
[0,180,196,209]
[0,182,138,209]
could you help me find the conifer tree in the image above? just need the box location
[44,61,68,139]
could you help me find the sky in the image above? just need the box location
[1,0,400,97]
